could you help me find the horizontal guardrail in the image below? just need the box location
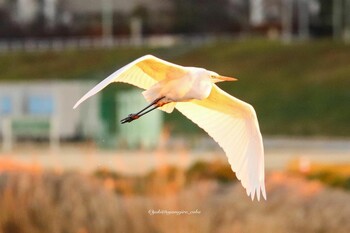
[0,34,224,53]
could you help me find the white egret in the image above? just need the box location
[73,55,266,201]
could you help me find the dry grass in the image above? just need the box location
[121,172,350,233]
[1,163,350,233]
[94,160,237,196]
[0,171,128,233]
[287,159,350,190]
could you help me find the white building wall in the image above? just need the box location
[0,81,101,139]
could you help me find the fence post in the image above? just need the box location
[50,116,60,152]
[1,117,13,152]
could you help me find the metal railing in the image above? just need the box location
[0,35,220,53]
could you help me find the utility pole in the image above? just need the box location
[250,0,264,26]
[130,17,142,46]
[102,0,113,46]
[281,0,293,43]
[298,0,309,40]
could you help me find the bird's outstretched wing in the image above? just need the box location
[73,55,186,109]
[175,85,266,201]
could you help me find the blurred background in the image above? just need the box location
[0,0,350,232]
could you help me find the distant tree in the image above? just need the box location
[318,0,333,27]
[0,7,10,37]
[310,0,333,36]
[112,12,129,36]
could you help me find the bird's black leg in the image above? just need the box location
[120,96,165,124]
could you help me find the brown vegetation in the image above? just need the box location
[0,161,350,233]
[288,159,350,190]
[0,171,127,233]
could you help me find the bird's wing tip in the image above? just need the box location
[261,185,267,201]
[248,184,267,202]
[73,100,82,110]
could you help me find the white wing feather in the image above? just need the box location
[176,85,266,201]
[73,55,185,109]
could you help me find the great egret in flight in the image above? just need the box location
[74,55,266,201]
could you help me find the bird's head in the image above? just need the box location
[209,71,237,83]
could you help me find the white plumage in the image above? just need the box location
[74,54,266,201]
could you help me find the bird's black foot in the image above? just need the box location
[120,113,139,124]
[120,96,166,125]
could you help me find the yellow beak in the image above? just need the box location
[220,76,237,81]
[214,75,238,83]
